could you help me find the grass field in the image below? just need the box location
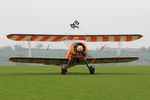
[0,66,150,100]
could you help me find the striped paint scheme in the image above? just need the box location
[7,34,143,42]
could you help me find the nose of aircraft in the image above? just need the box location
[77,46,83,51]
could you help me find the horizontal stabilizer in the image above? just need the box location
[7,34,143,42]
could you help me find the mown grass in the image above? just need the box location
[0,65,150,100]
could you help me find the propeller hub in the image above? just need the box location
[77,46,83,51]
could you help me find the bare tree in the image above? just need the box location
[35,44,44,49]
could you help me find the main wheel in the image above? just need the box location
[61,65,66,75]
[89,65,95,74]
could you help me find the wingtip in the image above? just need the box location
[9,57,16,62]
[6,34,13,39]
[138,35,143,39]
[132,57,139,61]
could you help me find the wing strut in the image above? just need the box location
[28,41,32,57]
[117,42,122,57]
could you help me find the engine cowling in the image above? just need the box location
[70,42,87,56]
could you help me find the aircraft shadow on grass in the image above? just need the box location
[0,72,147,76]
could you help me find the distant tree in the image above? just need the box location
[140,46,146,52]
[147,47,150,52]
[36,44,44,49]
[14,45,24,50]
[0,46,13,51]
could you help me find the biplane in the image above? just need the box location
[7,21,143,74]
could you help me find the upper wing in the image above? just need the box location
[7,34,143,42]
[86,57,139,64]
[9,57,68,65]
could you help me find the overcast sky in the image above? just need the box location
[0,0,149,49]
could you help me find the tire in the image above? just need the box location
[89,65,95,74]
[61,65,66,75]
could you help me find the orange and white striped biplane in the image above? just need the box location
[7,21,143,74]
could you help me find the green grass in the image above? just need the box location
[0,66,150,100]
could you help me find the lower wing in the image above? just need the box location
[9,57,139,65]
[9,57,68,65]
[86,57,139,64]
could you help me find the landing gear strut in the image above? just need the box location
[61,59,95,75]
[61,60,70,75]
[84,58,95,74]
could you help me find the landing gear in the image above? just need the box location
[89,65,95,74]
[61,59,95,75]
[61,65,67,75]
[83,58,95,74]
[61,60,70,75]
